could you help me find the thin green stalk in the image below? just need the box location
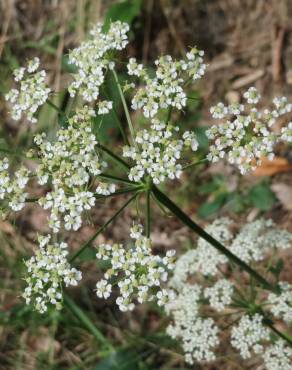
[98,173,137,186]
[166,106,172,125]
[46,99,66,118]
[70,192,138,262]
[101,85,130,146]
[95,186,142,200]
[98,143,130,170]
[25,198,39,203]
[183,158,208,170]
[146,189,151,238]
[64,295,112,349]
[152,186,275,292]
[112,69,138,149]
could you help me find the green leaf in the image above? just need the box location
[103,0,142,31]
[198,193,227,218]
[248,182,275,211]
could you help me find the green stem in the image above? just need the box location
[70,192,138,262]
[263,317,292,346]
[98,173,137,186]
[152,186,275,292]
[98,143,130,170]
[146,189,151,238]
[95,186,142,200]
[101,86,130,146]
[64,295,112,349]
[46,99,66,118]
[183,158,208,170]
[112,69,137,149]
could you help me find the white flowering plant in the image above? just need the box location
[3,20,292,368]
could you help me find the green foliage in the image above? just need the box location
[103,0,143,31]
[248,182,276,211]
[198,176,276,218]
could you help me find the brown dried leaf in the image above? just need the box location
[253,157,292,176]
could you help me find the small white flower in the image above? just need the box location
[5,58,50,122]
[231,314,270,359]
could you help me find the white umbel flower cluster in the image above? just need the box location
[0,157,30,213]
[204,279,234,311]
[34,106,114,232]
[207,87,292,174]
[123,120,198,184]
[95,224,175,312]
[263,340,292,370]
[230,314,270,359]
[5,57,50,123]
[267,282,292,324]
[23,235,82,313]
[164,217,292,365]
[68,21,129,102]
[230,219,292,263]
[128,48,206,118]
[165,284,220,364]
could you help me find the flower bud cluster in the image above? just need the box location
[95,224,175,312]
[207,87,292,173]
[23,235,82,313]
[34,107,115,232]
[0,157,30,214]
[68,21,129,102]
[128,47,206,118]
[5,57,50,123]
[123,120,198,184]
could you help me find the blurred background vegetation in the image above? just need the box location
[0,0,292,369]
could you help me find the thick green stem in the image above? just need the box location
[112,69,138,149]
[263,317,292,346]
[70,192,137,262]
[152,186,275,292]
